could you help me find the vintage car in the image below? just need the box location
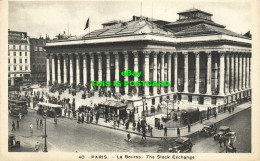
[199,122,217,136]
[8,133,20,151]
[169,137,193,153]
[213,126,231,140]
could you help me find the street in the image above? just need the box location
[8,107,251,153]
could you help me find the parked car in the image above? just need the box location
[8,133,20,151]
[169,137,193,153]
[199,122,217,136]
[214,126,231,140]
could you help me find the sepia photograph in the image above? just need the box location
[1,0,260,160]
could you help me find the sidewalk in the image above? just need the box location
[86,102,251,138]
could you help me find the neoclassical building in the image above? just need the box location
[45,9,251,110]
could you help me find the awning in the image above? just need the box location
[99,100,127,109]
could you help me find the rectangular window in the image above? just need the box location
[152,99,155,105]
[8,67,10,71]
[14,74,16,77]
[20,74,22,77]
[25,59,27,63]
[20,59,22,63]
[34,46,37,51]
[19,52,22,56]
[14,67,16,71]
[8,74,10,77]
[19,45,21,50]
[8,52,10,56]
[14,59,16,63]
[25,46,27,50]
[25,66,28,70]
[13,45,15,49]
[14,52,16,56]
[20,66,22,70]
[8,59,10,63]
[25,52,27,56]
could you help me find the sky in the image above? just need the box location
[8,0,251,39]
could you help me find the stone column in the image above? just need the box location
[206,52,212,94]
[51,54,55,83]
[69,54,73,84]
[83,54,87,86]
[90,52,94,88]
[225,53,230,94]
[153,52,158,95]
[194,51,200,94]
[239,53,242,91]
[57,54,61,83]
[174,52,178,92]
[242,53,246,90]
[167,52,172,93]
[230,53,234,93]
[249,54,251,88]
[183,52,188,93]
[105,52,111,91]
[235,53,239,92]
[76,53,80,85]
[214,55,218,90]
[219,51,225,95]
[114,51,119,93]
[97,52,102,83]
[160,52,165,94]
[133,51,139,94]
[63,54,67,84]
[143,51,150,96]
[246,54,249,88]
[46,55,50,85]
[123,51,129,95]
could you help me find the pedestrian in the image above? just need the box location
[40,119,43,128]
[150,126,153,137]
[148,123,151,132]
[34,141,40,152]
[127,133,132,142]
[36,118,39,127]
[30,123,33,134]
[11,121,16,131]
[54,117,57,125]
[188,123,191,132]
[207,113,209,120]
[133,120,136,131]
[16,120,19,129]
[164,126,167,136]
[81,113,84,123]
[19,112,22,120]
[157,121,160,130]
[214,112,217,118]
[219,136,223,147]
[123,117,125,126]
[137,122,141,132]
[177,128,180,137]
[200,116,203,123]
[142,129,146,140]
[126,121,129,130]
[117,119,120,127]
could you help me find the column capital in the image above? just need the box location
[206,51,212,58]
[151,51,159,56]
[132,50,138,57]
[143,50,151,57]
[104,51,110,55]
[160,51,166,56]
[122,51,128,55]
[96,51,101,55]
[182,51,188,56]
[74,52,80,56]
[218,51,226,57]
[113,51,118,55]
[194,51,200,57]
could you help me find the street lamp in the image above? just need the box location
[142,96,146,117]
[43,111,48,152]
[165,99,169,120]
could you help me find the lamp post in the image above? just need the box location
[165,99,169,120]
[142,96,146,117]
[43,111,48,152]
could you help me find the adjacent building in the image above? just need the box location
[45,9,251,113]
[30,37,47,83]
[8,30,31,86]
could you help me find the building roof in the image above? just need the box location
[82,19,173,39]
[178,8,213,16]
[29,38,46,45]
[173,23,249,39]
[165,18,225,28]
